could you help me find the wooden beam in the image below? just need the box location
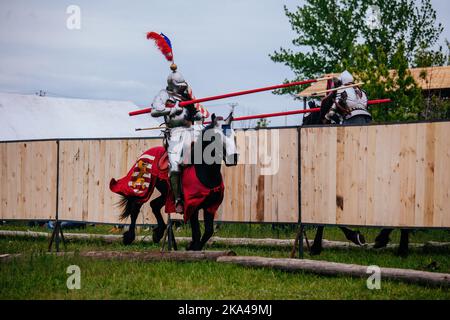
[1,230,449,251]
[77,250,236,261]
[1,250,236,263]
[217,256,450,287]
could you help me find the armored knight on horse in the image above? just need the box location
[151,63,205,214]
[110,32,238,250]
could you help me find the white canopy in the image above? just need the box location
[0,93,162,141]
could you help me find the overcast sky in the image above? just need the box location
[1,0,449,126]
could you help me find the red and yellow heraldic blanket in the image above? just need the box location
[109,146,172,207]
[109,146,224,222]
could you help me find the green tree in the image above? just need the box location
[345,44,424,122]
[413,40,450,120]
[270,0,443,97]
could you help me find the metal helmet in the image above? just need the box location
[167,64,188,93]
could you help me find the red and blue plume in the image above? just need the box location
[146,32,174,62]
[160,33,172,49]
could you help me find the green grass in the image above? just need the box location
[1,252,449,300]
[1,222,449,299]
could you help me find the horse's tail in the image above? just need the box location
[117,195,140,221]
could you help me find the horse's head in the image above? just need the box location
[197,113,239,167]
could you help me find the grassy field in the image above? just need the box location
[1,222,449,299]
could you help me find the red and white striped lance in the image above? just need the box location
[135,99,392,129]
[223,99,392,122]
[129,77,331,117]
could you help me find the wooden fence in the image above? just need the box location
[0,141,57,221]
[301,122,450,228]
[1,121,449,228]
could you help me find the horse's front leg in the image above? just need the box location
[187,209,202,251]
[310,226,324,255]
[374,228,393,249]
[199,210,215,250]
[151,179,168,243]
[123,200,142,245]
[398,229,410,257]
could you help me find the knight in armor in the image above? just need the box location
[151,64,205,213]
[304,77,341,125]
[324,70,372,125]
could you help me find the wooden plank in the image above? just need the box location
[263,130,272,222]
[0,141,56,221]
[102,140,113,223]
[72,141,84,221]
[81,141,90,222]
[373,125,390,226]
[237,163,245,222]
[288,129,299,222]
[315,127,324,224]
[16,143,25,219]
[249,131,259,223]
[388,125,401,226]
[341,126,359,225]
[49,141,58,219]
[414,123,427,227]
[325,127,337,225]
[62,140,84,221]
[365,126,377,226]
[356,126,368,226]
[30,142,56,220]
[23,143,35,219]
[433,122,450,228]
[335,127,345,224]
[301,127,314,224]
[424,123,436,227]
[399,124,417,226]
[86,140,101,223]
[60,141,70,220]
[278,129,299,223]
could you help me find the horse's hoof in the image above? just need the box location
[186,241,202,251]
[373,236,390,249]
[347,231,366,246]
[309,245,322,256]
[152,225,166,244]
[122,230,135,245]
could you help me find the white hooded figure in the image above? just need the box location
[339,70,354,85]
[325,70,372,124]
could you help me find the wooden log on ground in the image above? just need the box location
[1,230,449,251]
[217,256,450,287]
[0,250,236,263]
[76,250,236,262]
[0,253,22,262]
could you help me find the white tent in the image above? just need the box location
[0,92,162,141]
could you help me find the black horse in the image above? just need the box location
[302,87,409,256]
[117,114,238,250]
